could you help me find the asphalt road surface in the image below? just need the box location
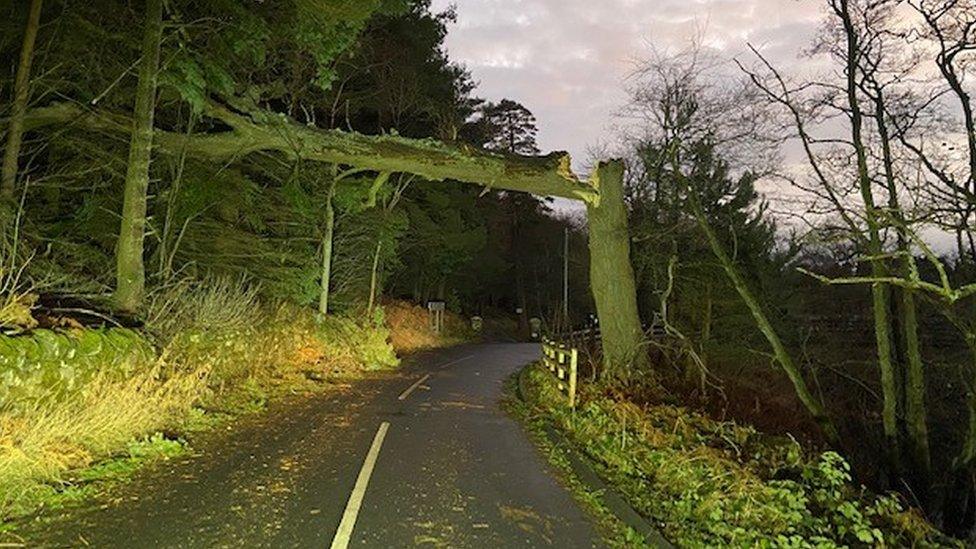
[20,343,603,548]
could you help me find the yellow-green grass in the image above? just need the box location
[0,300,402,523]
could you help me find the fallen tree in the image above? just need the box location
[19,101,649,372]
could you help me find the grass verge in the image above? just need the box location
[0,294,447,528]
[502,372,651,548]
[512,362,959,548]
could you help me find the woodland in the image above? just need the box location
[2,0,976,546]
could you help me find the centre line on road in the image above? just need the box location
[396,355,474,401]
[437,354,474,370]
[330,421,390,549]
[397,374,430,401]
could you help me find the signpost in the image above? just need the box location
[427,301,446,334]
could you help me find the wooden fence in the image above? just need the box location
[541,336,579,408]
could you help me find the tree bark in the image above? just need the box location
[692,282,713,387]
[874,86,932,489]
[318,173,337,315]
[1,0,43,200]
[901,288,930,483]
[21,102,598,203]
[114,0,163,312]
[586,160,647,374]
[837,0,900,469]
[367,240,382,317]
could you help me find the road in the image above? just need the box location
[20,344,603,548]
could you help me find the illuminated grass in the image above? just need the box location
[511,364,957,548]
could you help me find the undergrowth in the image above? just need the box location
[518,364,958,548]
[0,277,415,525]
[384,299,471,353]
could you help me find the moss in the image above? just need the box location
[0,329,154,408]
[26,102,600,202]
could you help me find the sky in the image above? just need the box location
[429,1,965,252]
[430,0,827,172]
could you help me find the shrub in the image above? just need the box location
[522,366,955,547]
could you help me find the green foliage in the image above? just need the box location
[325,313,399,371]
[472,99,541,155]
[521,366,956,547]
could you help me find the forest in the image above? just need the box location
[2,0,976,547]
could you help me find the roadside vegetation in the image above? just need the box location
[517,364,957,547]
[0,0,573,528]
[4,0,976,545]
[0,283,403,522]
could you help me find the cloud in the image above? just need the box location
[432,0,826,172]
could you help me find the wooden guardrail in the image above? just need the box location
[541,336,578,408]
[540,318,664,408]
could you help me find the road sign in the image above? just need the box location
[427,301,446,333]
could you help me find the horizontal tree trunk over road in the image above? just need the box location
[17,101,645,371]
[21,102,598,203]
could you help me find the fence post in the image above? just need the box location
[569,348,578,408]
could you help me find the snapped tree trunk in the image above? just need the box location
[318,174,337,315]
[114,0,163,312]
[1,0,43,199]
[692,198,839,443]
[586,160,647,374]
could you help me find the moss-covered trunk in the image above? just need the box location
[586,161,647,374]
[367,241,382,316]
[114,0,163,312]
[1,0,43,199]
[875,87,932,492]
[900,289,930,486]
[692,197,838,443]
[838,0,900,470]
